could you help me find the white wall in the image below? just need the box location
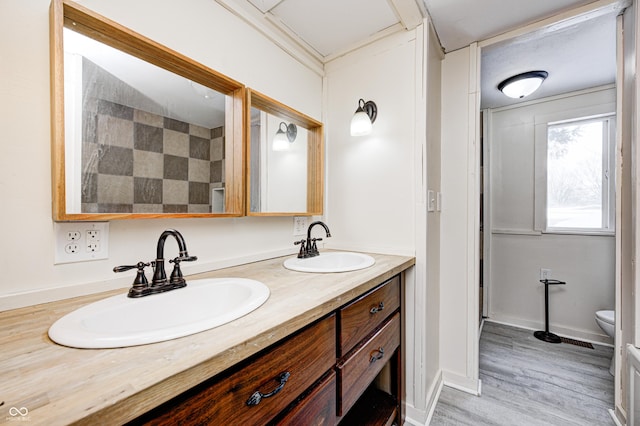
[421,20,444,424]
[324,22,443,424]
[0,0,322,309]
[487,87,616,343]
[439,45,481,394]
[617,1,638,419]
[324,32,416,256]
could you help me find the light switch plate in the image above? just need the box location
[427,190,436,212]
[54,222,109,264]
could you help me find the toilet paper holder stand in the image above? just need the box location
[534,278,566,344]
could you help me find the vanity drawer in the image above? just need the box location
[339,276,400,356]
[275,370,337,426]
[337,313,400,416]
[142,314,336,425]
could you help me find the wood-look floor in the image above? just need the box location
[430,321,614,425]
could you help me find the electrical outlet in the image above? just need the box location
[65,243,79,254]
[540,268,552,280]
[54,222,109,264]
[293,216,307,236]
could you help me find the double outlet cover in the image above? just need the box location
[54,222,109,264]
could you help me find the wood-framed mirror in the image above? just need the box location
[50,0,245,220]
[247,89,323,216]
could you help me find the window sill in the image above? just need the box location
[543,229,615,237]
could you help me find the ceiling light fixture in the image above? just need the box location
[272,122,297,151]
[190,80,218,100]
[350,99,377,136]
[498,71,548,99]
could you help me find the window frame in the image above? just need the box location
[534,112,616,236]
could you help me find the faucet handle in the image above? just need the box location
[308,238,323,257]
[114,262,151,298]
[113,262,147,273]
[114,261,150,283]
[294,239,307,259]
[168,256,190,287]
[175,255,198,262]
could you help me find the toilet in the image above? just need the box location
[595,310,615,375]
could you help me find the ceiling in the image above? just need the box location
[423,0,596,52]
[238,0,625,108]
[480,10,617,109]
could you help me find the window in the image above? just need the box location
[545,115,615,233]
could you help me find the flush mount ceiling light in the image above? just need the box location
[189,80,218,100]
[498,71,548,99]
[272,122,297,151]
[350,99,377,136]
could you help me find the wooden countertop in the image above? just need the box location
[0,252,414,425]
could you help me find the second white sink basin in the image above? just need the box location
[48,278,270,349]
[283,251,375,273]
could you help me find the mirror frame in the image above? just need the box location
[50,0,246,220]
[246,89,324,216]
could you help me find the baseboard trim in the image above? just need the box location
[424,372,444,425]
[404,370,443,426]
[609,408,623,426]
[485,316,613,347]
[442,370,480,396]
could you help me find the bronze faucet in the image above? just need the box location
[295,221,332,259]
[114,229,197,298]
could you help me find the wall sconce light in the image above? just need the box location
[498,71,548,99]
[350,99,377,136]
[272,122,297,151]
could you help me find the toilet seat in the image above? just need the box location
[596,310,614,325]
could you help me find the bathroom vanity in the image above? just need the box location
[0,252,413,425]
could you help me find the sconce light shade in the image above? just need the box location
[498,71,548,99]
[272,122,297,151]
[350,99,377,136]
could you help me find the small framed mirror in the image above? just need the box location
[50,0,245,220]
[247,89,324,216]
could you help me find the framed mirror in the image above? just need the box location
[247,89,323,216]
[50,0,245,220]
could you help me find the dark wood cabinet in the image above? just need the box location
[339,275,400,357]
[336,276,402,425]
[133,274,403,425]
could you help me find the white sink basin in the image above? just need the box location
[48,278,270,349]
[283,252,375,273]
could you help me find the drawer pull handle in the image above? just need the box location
[369,347,385,363]
[370,302,385,314]
[245,371,291,406]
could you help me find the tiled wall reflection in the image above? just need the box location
[81,99,225,214]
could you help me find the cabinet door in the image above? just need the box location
[142,315,336,425]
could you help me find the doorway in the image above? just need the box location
[478,10,617,345]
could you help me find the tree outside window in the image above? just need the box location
[546,116,614,232]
